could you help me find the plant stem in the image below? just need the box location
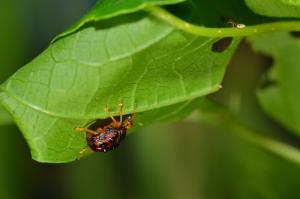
[230,123,300,166]
[145,5,300,37]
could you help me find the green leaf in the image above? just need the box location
[56,0,300,41]
[137,97,205,125]
[6,0,300,163]
[0,106,13,126]
[245,0,300,17]
[249,32,300,135]
[0,8,239,162]
[53,0,185,42]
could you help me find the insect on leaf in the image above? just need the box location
[0,1,239,162]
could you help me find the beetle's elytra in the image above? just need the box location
[75,104,134,153]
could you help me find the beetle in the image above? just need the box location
[75,104,134,153]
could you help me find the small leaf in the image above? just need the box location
[245,0,300,18]
[249,32,300,135]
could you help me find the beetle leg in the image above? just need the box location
[118,103,124,124]
[77,147,94,159]
[96,127,105,134]
[104,105,117,126]
[74,127,100,135]
[80,147,91,154]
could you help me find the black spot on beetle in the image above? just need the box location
[212,37,233,53]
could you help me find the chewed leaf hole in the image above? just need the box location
[212,37,233,53]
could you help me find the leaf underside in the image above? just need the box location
[6,0,300,163]
[4,0,300,163]
[0,7,239,162]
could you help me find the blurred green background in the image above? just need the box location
[1,1,300,199]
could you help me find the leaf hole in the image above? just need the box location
[212,37,233,53]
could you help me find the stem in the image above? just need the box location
[200,112,300,166]
[145,5,300,37]
[230,124,300,166]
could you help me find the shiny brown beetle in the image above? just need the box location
[75,104,133,153]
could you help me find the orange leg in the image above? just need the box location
[77,147,94,159]
[95,127,105,133]
[119,103,124,124]
[75,127,103,135]
[104,105,117,126]
[79,147,92,155]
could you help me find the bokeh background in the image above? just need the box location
[1,1,300,199]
